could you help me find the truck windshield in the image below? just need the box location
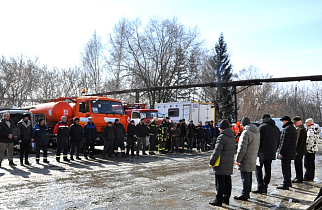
[91,100,124,115]
[140,111,158,119]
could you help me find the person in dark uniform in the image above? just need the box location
[170,123,181,153]
[177,120,186,152]
[165,117,172,152]
[147,117,159,155]
[69,117,83,161]
[33,118,49,164]
[187,120,196,152]
[102,121,115,158]
[54,116,69,162]
[113,119,126,157]
[126,120,137,156]
[196,121,205,152]
[136,118,148,155]
[158,119,169,154]
[84,116,97,159]
[17,113,34,166]
[204,121,212,150]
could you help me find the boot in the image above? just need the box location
[63,157,70,162]
[76,156,81,160]
[43,158,49,163]
[70,155,74,161]
[20,160,24,166]
[56,157,60,162]
[89,152,95,159]
[9,161,16,166]
[36,159,40,164]
[25,160,30,165]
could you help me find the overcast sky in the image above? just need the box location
[1,0,321,78]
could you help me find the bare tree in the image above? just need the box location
[108,17,203,106]
[81,30,105,94]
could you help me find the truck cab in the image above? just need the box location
[73,96,127,145]
[125,109,159,125]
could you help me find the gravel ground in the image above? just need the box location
[0,146,321,210]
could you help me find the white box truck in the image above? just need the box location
[155,101,215,124]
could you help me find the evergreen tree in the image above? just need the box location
[208,33,234,121]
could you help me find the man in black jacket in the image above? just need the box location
[69,117,83,161]
[113,119,126,157]
[136,118,148,155]
[0,113,17,167]
[17,113,34,165]
[84,116,97,159]
[187,120,196,152]
[277,116,297,190]
[33,118,49,164]
[196,122,205,152]
[54,116,70,162]
[127,120,137,156]
[177,120,186,152]
[253,114,280,194]
[102,121,115,158]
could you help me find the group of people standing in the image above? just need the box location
[0,112,219,166]
[209,114,321,207]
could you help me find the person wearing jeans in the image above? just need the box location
[136,118,148,155]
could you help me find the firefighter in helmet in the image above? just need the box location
[158,119,169,154]
[147,117,159,155]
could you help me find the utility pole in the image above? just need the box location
[234,86,238,122]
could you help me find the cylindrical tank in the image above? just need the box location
[29,101,73,124]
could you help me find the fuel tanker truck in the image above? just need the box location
[23,96,128,146]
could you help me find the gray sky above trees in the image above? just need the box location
[0,0,321,77]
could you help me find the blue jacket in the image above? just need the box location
[33,124,48,147]
[84,122,97,143]
[204,125,212,139]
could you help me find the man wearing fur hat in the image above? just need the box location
[304,118,321,181]
[276,116,297,190]
[17,113,34,165]
[291,116,307,183]
[235,117,260,201]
